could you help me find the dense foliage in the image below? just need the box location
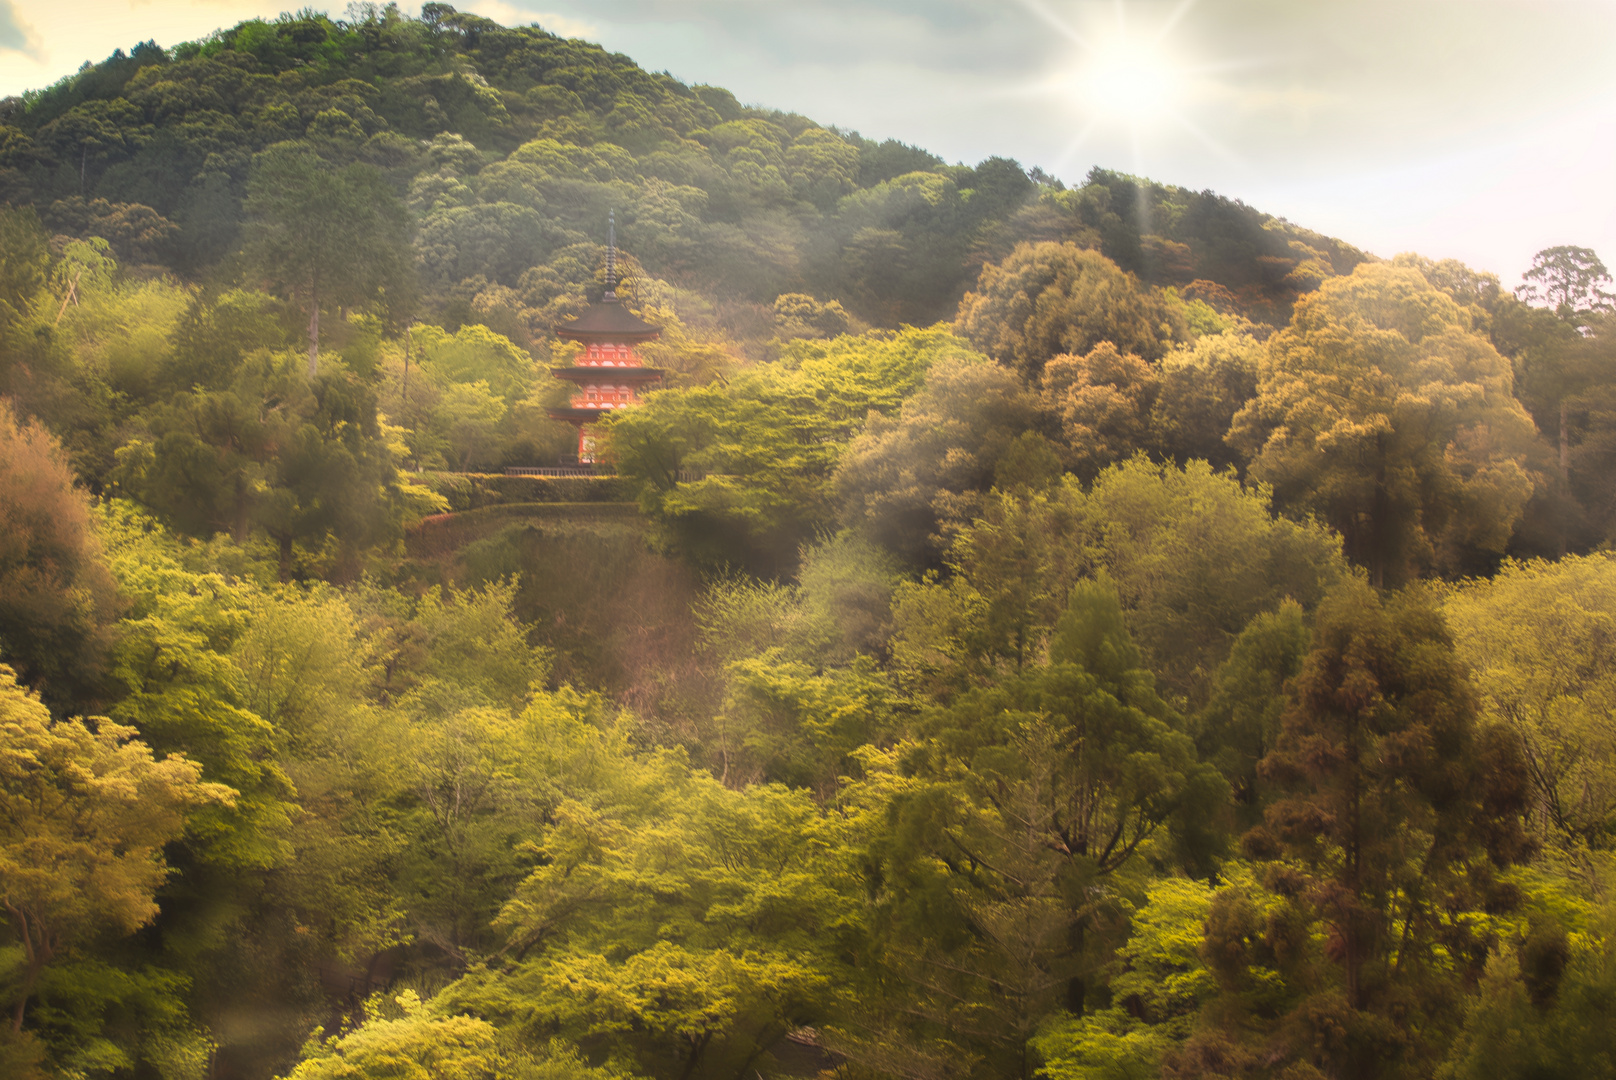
[3,7,1616,1080]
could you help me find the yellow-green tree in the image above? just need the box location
[955,241,1169,380]
[449,751,854,1080]
[1441,553,1616,850]
[0,666,232,1031]
[1231,263,1539,585]
[283,988,630,1080]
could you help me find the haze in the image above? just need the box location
[3,0,1614,280]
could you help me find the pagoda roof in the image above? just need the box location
[554,298,662,342]
[549,366,666,381]
[548,405,635,424]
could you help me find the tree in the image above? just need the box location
[1149,330,1262,471]
[449,757,854,1080]
[834,355,1042,566]
[770,293,852,341]
[1194,602,1310,828]
[437,380,509,471]
[1040,342,1160,480]
[0,206,50,334]
[116,351,433,580]
[1440,553,1616,850]
[1441,900,1616,1080]
[1218,580,1531,1079]
[1031,877,1219,1080]
[607,326,964,573]
[1516,245,1614,321]
[955,242,1169,381]
[283,988,627,1080]
[1501,249,1616,547]
[890,459,1343,706]
[284,991,503,1080]
[0,401,119,711]
[847,582,1225,1075]
[1230,263,1539,585]
[413,322,538,406]
[243,143,412,377]
[0,666,231,1031]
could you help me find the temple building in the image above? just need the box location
[547,220,663,462]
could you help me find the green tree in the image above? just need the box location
[607,326,962,572]
[0,206,50,335]
[450,754,854,1080]
[282,988,629,1080]
[1221,580,1531,1079]
[1441,902,1616,1080]
[1194,602,1310,828]
[1516,245,1614,318]
[848,582,1225,1075]
[437,380,509,471]
[1031,877,1219,1080]
[117,352,434,580]
[835,354,1042,566]
[243,143,412,377]
[1500,249,1616,547]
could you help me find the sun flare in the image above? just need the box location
[1073,33,1185,126]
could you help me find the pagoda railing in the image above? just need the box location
[504,465,612,478]
[502,465,710,482]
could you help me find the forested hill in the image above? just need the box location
[9,7,1616,1080]
[0,2,1362,333]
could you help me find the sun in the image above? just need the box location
[1015,0,1237,170]
[1075,34,1184,126]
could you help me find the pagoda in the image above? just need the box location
[548,216,664,462]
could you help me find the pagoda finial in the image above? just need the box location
[604,210,618,301]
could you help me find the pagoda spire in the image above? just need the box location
[604,210,618,301]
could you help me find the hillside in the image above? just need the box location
[0,3,1363,338]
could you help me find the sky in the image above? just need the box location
[3,0,1614,282]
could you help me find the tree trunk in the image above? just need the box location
[278,533,294,583]
[307,275,321,380]
[1559,400,1571,557]
[7,902,49,1032]
[1559,400,1570,482]
[233,475,251,545]
[9,946,48,1032]
[677,1030,713,1080]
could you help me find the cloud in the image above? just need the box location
[0,0,43,60]
[463,0,597,39]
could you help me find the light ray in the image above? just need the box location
[1013,0,1089,48]
[1153,0,1203,43]
[1167,109,1246,168]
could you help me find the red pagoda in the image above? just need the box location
[548,216,663,462]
